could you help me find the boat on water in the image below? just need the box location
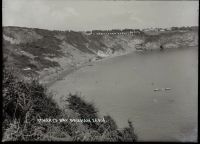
[154,88,171,91]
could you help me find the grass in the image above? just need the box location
[3,38,61,77]
[2,67,137,142]
[2,26,198,141]
[3,26,198,79]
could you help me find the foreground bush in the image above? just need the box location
[65,94,137,141]
[2,67,137,142]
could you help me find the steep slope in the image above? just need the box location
[3,26,198,85]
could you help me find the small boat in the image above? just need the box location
[165,88,171,90]
[154,89,160,91]
[88,64,93,66]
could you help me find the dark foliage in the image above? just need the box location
[2,68,137,142]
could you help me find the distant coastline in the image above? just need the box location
[3,26,198,87]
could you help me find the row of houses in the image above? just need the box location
[142,28,172,32]
[141,26,196,32]
[86,29,143,35]
[92,31,142,35]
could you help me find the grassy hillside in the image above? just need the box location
[3,67,137,141]
[2,26,198,141]
[3,26,198,85]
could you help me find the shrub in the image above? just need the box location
[3,68,137,142]
[66,93,99,130]
[2,67,61,141]
[65,93,137,142]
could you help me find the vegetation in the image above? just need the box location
[3,37,61,77]
[3,26,198,80]
[2,25,198,142]
[3,67,137,142]
[171,26,198,31]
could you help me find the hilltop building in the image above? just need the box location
[90,29,143,35]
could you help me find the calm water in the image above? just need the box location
[50,47,198,142]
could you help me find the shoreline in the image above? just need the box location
[44,46,197,88]
[46,46,198,141]
[44,49,137,88]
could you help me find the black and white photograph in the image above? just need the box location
[2,0,198,142]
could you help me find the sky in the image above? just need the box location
[2,0,199,31]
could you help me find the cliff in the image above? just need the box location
[3,26,198,84]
